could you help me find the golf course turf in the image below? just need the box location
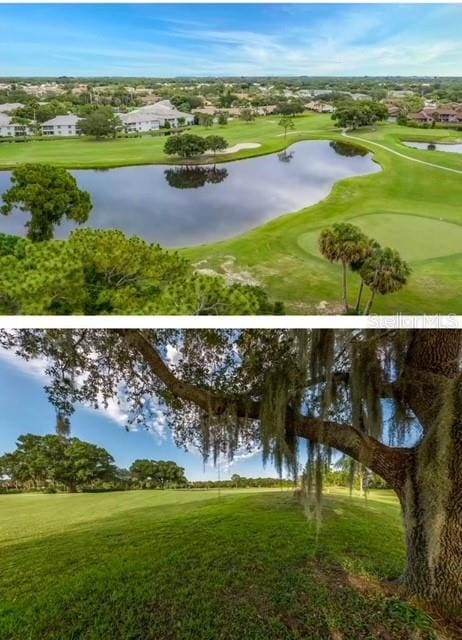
[1,114,462,314]
[0,488,444,640]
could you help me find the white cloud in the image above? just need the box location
[0,348,167,437]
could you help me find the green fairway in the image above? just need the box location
[1,115,462,313]
[181,119,462,314]
[0,488,441,639]
[0,114,333,169]
[298,213,462,263]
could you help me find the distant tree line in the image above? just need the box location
[0,434,188,493]
[190,474,295,490]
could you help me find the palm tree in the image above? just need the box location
[350,238,381,313]
[360,248,411,315]
[318,223,370,313]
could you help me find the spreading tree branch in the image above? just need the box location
[121,329,412,488]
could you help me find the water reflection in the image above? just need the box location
[329,141,368,157]
[403,141,462,154]
[0,141,380,248]
[278,151,295,163]
[164,166,228,189]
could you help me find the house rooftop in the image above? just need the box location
[119,112,160,124]
[133,99,191,120]
[42,115,81,126]
[0,102,24,113]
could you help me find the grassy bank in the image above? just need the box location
[0,487,446,639]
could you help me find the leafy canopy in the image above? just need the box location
[0,329,418,480]
[0,229,281,315]
[79,107,121,138]
[130,459,187,488]
[1,164,92,242]
[164,133,208,159]
[0,434,116,491]
[332,101,388,129]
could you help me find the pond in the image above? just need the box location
[0,140,380,248]
[403,141,462,154]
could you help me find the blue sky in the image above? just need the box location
[1,4,462,77]
[0,350,278,481]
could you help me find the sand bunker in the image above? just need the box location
[210,142,261,155]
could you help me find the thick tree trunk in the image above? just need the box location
[398,419,462,618]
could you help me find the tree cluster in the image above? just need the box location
[319,223,410,314]
[129,459,187,489]
[79,107,121,139]
[1,164,92,242]
[0,436,189,493]
[0,434,116,493]
[164,133,228,159]
[332,101,388,130]
[0,229,281,315]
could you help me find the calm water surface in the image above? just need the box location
[0,141,380,247]
[403,141,462,154]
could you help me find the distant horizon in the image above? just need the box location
[2,75,462,80]
[1,4,462,77]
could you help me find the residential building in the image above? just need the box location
[408,111,434,125]
[0,112,32,137]
[433,109,462,123]
[388,90,415,98]
[0,102,24,113]
[41,114,81,136]
[350,93,372,101]
[387,105,401,122]
[128,100,194,127]
[119,111,160,133]
[305,101,335,113]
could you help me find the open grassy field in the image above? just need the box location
[1,114,462,313]
[0,487,446,640]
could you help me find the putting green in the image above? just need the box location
[297,213,462,263]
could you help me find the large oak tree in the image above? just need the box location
[0,328,460,617]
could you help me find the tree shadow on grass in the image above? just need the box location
[0,491,440,640]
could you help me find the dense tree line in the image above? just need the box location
[0,436,188,493]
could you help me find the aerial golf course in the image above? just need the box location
[1,113,462,314]
[0,488,446,640]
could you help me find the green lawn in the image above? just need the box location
[0,488,442,640]
[1,115,462,313]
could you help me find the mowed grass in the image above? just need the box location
[0,114,333,170]
[182,119,462,314]
[0,488,440,640]
[298,213,462,263]
[1,115,462,313]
